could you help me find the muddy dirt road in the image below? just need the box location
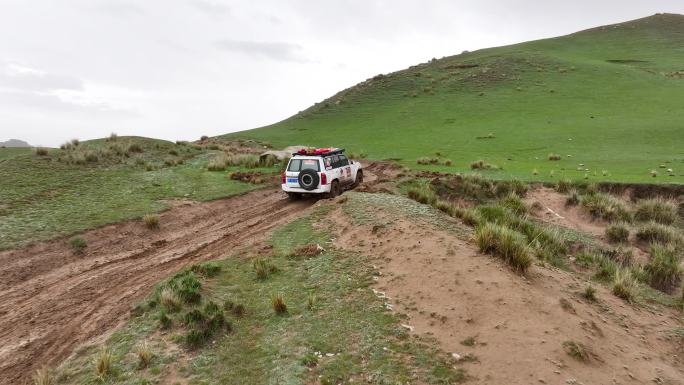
[0,188,314,385]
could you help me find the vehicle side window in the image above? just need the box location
[287,159,301,171]
[338,155,349,167]
[329,155,340,168]
[324,156,333,169]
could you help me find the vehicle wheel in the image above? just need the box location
[329,180,340,198]
[287,192,301,200]
[298,169,319,191]
[353,170,363,188]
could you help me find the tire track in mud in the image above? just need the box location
[0,188,314,385]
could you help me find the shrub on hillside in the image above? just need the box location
[475,222,532,273]
[644,243,682,292]
[634,198,678,225]
[555,179,573,193]
[605,223,629,244]
[470,160,499,170]
[580,193,631,222]
[635,222,682,246]
[35,147,49,156]
[548,153,561,161]
[612,269,638,302]
[143,214,159,229]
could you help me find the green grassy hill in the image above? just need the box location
[227,13,684,183]
[0,137,272,250]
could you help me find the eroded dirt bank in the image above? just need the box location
[0,188,313,385]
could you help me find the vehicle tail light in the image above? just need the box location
[320,173,327,185]
[281,171,286,184]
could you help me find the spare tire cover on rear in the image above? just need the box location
[298,169,319,191]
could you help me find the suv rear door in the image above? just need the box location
[286,158,321,187]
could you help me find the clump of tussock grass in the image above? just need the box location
[605,223,629,244]
[143,214,159,229]
[157,308,172,329]
[582,285,597,301]
[594,255,619,281]
[555,179,573,193]
[470,159,499,170]
[107,132,118,141]
[612,269,638,302]
[271,293,288,314]
[635,222,682,246]
[134,341,153,369]
[433,174,526,203]
[580,193,631,222]
[287,244,323,258]
[548,153,561,161]
[225,153,260,168]
[159,287,182,312]
[475,222,533,273]
[565,189,580,206]
[191,262,222,278]
[70,237,87,254]
[127,143,143,153]
[253,258,277,279]
[223,299,246,317]
[184,300,230,348]
[574,251,596,268]
[407,186,437,205]
[500,193,526,215]
[32,367,52,385]
[644,243,682,292]
[416,157,439,165]
[35,147,49,156]
[633,198,678,225]
[94,347,113,379]
[562,340,590,362]
[307,292,317,310]
[444,159,452,166]
[206,153,229,171]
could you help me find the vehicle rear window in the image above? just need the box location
[288,158,320,172]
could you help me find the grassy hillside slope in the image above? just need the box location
[228,14,684,183]
[0,137,271,250]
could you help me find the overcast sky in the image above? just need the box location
[1,0,682,147]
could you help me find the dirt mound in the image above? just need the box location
[330,195,684,385]
[0,189,314,385]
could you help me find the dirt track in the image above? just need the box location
[0,188,314,385]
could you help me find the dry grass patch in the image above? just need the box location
[94,347,113,379]
[580,193,631,222]
[635,222,682,246]
[143,214,159,229]
[475,222,533,273]
[644,243,682,292]
[32,367,52,385]
[271,293,288,314]
[612,269,638,302]
[634,198,678,225]
[134,341,153,369]
[605,223,629,244]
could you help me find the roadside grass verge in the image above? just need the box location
[52,205,465,385]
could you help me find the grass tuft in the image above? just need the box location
[644,243,682,292]
[555,179,573,193]
[565,189,580,206]
[635,222,682,246]
[580,193,631,222]
[133,341,153,369]
[582,285,597,301]
[612,269,638,302]
[271,293,288,314]
[69,237,87,254]
[605,223,629,244]
[32,367,53,385]
[470,159,499,170]
[562,340,590,362]
[159,287,182,312]
[475,223,533,273]
[634,198,678,225]
[407,186,437,205]
[548,153,561,161]
[94,347,113,379]
[143,214,160,229]
[253,258,277,279]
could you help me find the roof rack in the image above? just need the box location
[292,148,345,157]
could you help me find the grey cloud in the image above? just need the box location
[189,0,230,16]
[0,90,140,117]
[0,67,83,92]
[214,39,307,62]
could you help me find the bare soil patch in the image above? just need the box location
[331,198,684,385]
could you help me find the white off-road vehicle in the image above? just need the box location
[281,148,363,199]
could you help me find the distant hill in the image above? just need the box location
[0,139,30,148]
[227,13,684,183]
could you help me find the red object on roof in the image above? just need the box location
[296,147,338,156]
